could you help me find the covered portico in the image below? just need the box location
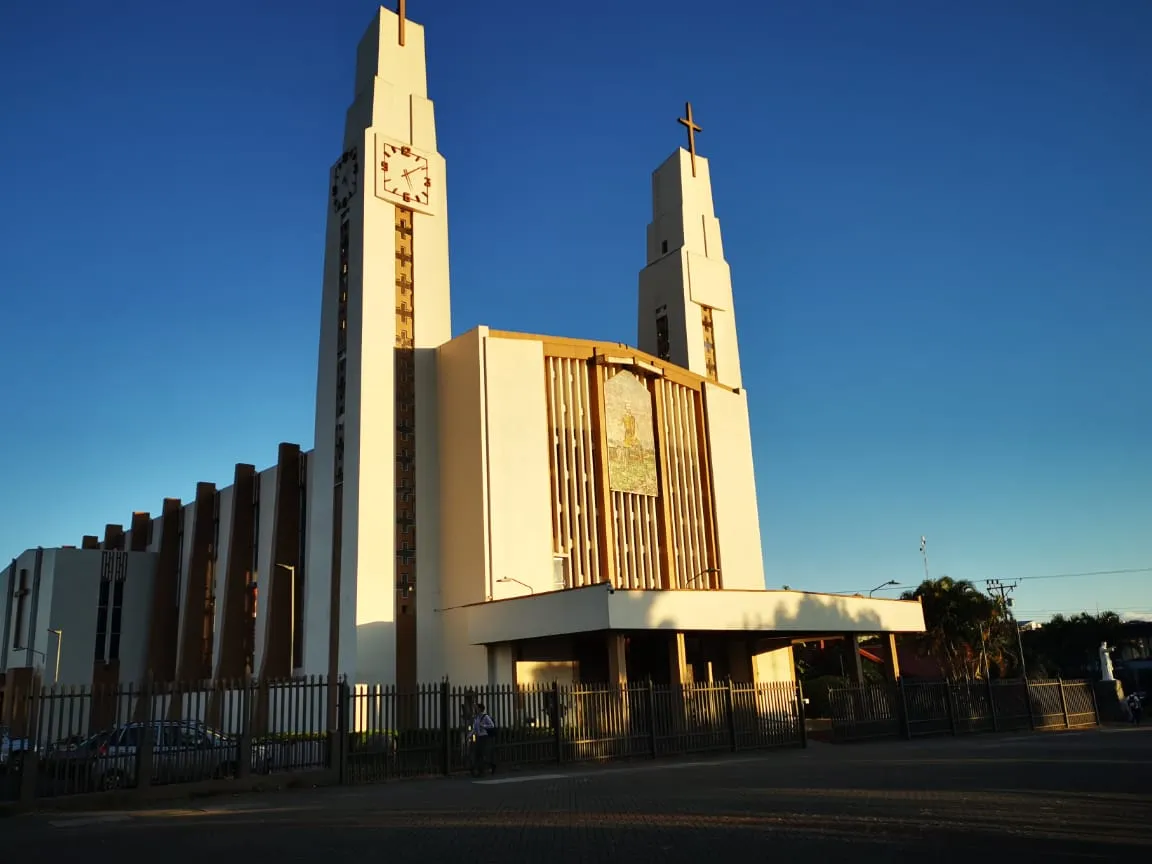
[461,585,926,688]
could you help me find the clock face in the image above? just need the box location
[379,142,432,208]
[331,148,359,213]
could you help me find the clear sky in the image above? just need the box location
[1,1,1149,621]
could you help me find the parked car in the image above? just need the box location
[42,721,271,791]
[0,724,33,773]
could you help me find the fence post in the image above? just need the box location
[551,681,563,765]
[134,722,155,793]
[896,678,912,740]
[646,679,658,759]
[944,681,958,736]
[986,677,999,733]
[237,679,252,779]
[1058,678,1070,729]
[332,678,350,784]
[725,678,737,752]
[796,681,808,749]
[440,678,451,775]
[17,751,40,805]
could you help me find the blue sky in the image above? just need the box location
[1,1,1149,621]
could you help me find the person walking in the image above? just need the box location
[470,703,496,776]
[1127,692,1143,726]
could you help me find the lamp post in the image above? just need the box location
[496,576,535,594]
[869,580,899,598]
[275,564,297,673]
[47,628,63,684]
[686,568,721,589]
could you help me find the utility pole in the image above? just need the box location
[987,579,1027,679]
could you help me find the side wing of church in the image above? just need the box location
[0,7,924,712]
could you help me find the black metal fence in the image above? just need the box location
[1,677,803,802]
[343,679,804,783]
[827,678,1099,743]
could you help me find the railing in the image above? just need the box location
[2,677,334,800]
[1,677,803,802]
[826,678,1098,742]
[343,679,805,783]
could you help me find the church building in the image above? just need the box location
[1,7,924,714]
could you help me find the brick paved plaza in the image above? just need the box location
[4,728,1150,862]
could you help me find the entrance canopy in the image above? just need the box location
[464,584,925,645]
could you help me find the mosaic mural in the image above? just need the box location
[604,368,659,497]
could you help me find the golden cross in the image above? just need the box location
[678,101,702,177]
[398,0,407,46]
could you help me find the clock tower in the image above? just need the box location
[303,5,450,689]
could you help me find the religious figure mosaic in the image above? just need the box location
[604,369,659,497]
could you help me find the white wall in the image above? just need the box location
[210,486,235,671]
[703,384,765,591]
[173,500,196,671]
[437,328,489,611]
[43,550,100,687]
[253,465,278,675]
[2,548,43,671]
[466,585,926,646]
[1,549,158,690]
[752,643,796,684]
[114,551,158,684]
[483,336,555,600]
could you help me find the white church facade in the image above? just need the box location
[1,7,924,715]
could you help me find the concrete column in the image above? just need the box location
[607,634,628,687]
[487,643,516,687]
[843,634,865,684]
[727,639,754,683]
[882,633,901,681]
[669,632,691,686]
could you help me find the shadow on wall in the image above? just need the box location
[613,585,891,635]
[356,621,396,684]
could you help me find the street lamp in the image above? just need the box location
[496,576,535,594]
[869,580,899,598]
[276,564,297,672]
[47,628,63,684]
[686,568,721,589]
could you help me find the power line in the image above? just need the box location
[840,566,1152,595]
[987,579,1028,679]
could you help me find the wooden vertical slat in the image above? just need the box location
[261,443,302,681]
[652,378,676,589]
[128,512,152,552]
[587,356,615,588]
[694,387,721,586]
[102,524,124,551]
[176,482,217,682]
[144,498,182,683]
[217,464,257,682]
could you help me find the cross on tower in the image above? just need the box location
[678,101,703,178]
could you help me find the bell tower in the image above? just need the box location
[638,103,743,390]
[304,4,451,689]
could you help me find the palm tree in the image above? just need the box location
[902,577,1005,679]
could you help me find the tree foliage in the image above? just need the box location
[901,577,1013,679]
[1024,612,1129,678]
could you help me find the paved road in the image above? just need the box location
[4,727,1150,862]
